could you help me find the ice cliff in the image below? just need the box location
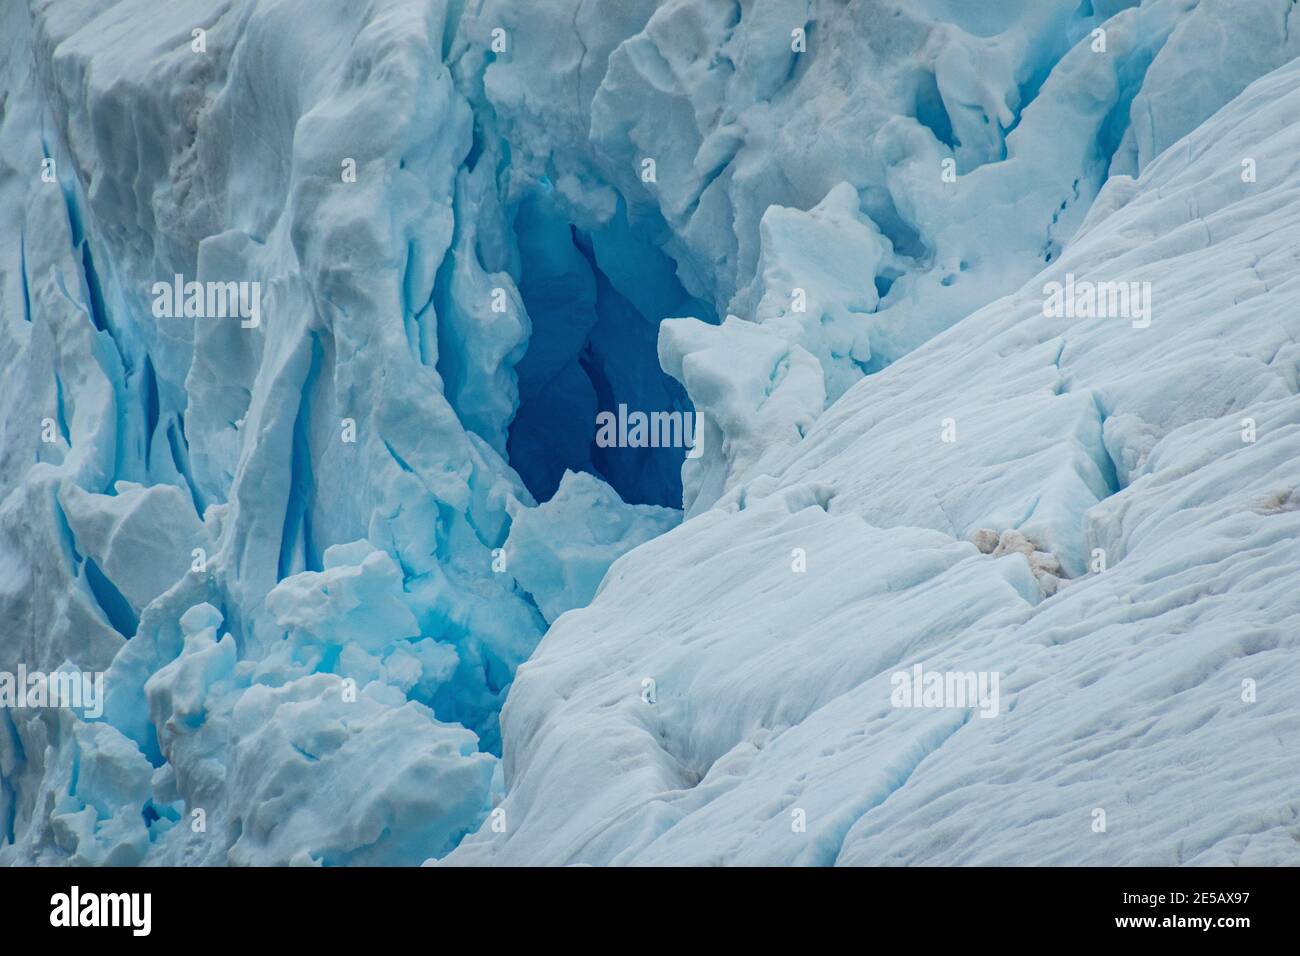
[2,0,1299,865]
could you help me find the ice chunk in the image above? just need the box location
[504,471,679,624]
[59,481,205,617]
[660,316,825,515]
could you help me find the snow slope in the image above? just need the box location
[1,0,1298,866]
[447,54,1300,866]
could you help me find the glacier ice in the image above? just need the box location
[2,0,1299,867]
[502,470,680,626]
[451,48,1300,866]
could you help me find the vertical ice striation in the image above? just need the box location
[1,0,1299,865]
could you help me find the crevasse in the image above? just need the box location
[2,0,1298,865]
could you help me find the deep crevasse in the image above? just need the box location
[1,0,1298,865]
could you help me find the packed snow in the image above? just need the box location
[1,0,1298,866]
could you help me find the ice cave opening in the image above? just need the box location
[503,183,716,509]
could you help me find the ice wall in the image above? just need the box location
[1,0,1298,865]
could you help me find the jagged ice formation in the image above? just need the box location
[2,0,1299,865]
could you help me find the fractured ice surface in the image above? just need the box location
[450,51,1300,866]
[503,471,679,626]
[2,0,1299,865]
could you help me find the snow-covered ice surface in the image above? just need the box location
[2,0,1299,866]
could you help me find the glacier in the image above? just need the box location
[1,0,1299,866]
